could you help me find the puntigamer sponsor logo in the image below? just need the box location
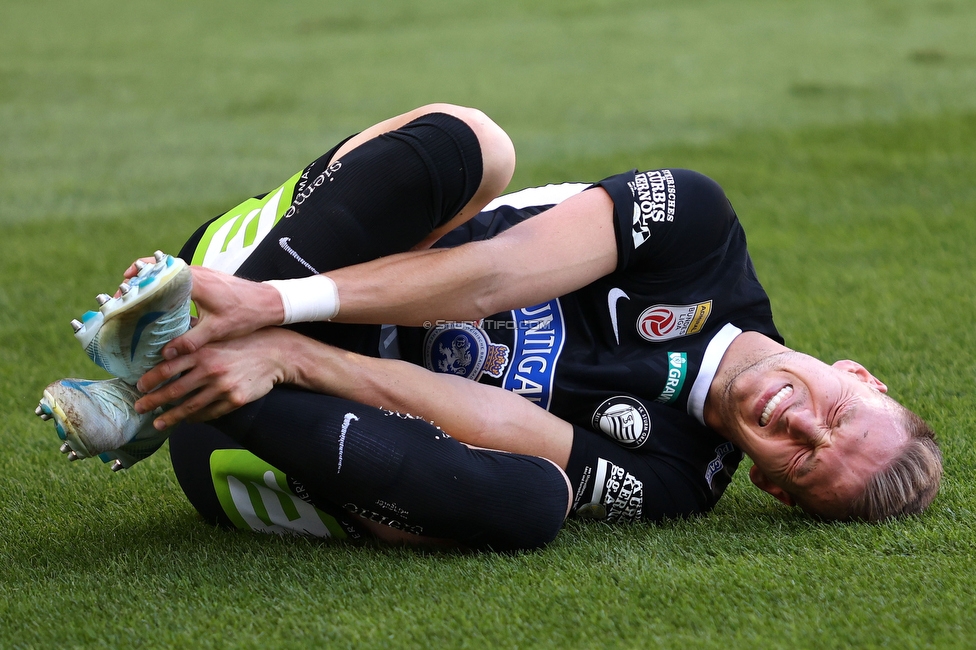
[637,300,712,342]
[630,169,676,248]
[502,300,566,410]
[655,352,688,404]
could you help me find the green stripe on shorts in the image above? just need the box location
[209,448,348,539]
[190,169,303,269]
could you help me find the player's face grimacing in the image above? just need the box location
[716,351,908,519]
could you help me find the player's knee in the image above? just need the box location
[503,508,565,551]
[462,455,569,552]
[477,122,516,199]
[413,103,515,197]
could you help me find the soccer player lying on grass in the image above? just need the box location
[36,104,941,550]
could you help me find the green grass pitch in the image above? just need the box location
[2,0,976,647]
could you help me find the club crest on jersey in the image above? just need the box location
[591,396,651,448]
[637,300,712,342]
[629,169,676,249]
[423,321,509,381]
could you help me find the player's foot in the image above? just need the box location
[35,378,168,471]
[72,251,191,386]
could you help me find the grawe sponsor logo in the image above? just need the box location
[655,352,688,404]
[637,300,712,342]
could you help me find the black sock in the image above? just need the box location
[211,387,567,551]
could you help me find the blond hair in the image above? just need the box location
[847,407,942,521]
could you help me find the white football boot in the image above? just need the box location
[35,378,168,471]
[72,251,191,385]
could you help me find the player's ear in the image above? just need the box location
[749,465,796,506]
[832,359,887,394]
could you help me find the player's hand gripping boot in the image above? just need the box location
[72,251,192,385]
[35,378,168,471]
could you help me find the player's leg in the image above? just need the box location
[179,105,513,354]
[325,103,516,250]
[74,103,513,373]
[229,107,505,280]
[188,387,570,551]
[169,422,454,545]
[169,422,369,541]
[38,107,512,469]
[185,104,514,282]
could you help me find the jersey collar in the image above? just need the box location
[687,323,743,426]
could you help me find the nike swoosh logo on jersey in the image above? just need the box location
[608,288,630,345]
[279,237,319,274]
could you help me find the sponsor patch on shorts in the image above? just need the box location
[705,441,738,489]
[629,169,676,249]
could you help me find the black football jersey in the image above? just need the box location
[394,169,783,516]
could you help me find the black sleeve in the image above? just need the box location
[595,168,738,274]
[565,410,743,523]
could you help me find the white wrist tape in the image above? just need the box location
[265,275,340,324]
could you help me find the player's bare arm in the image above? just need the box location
[328,186,618,325]
[136,326,574,468]
[162,186,618,359]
